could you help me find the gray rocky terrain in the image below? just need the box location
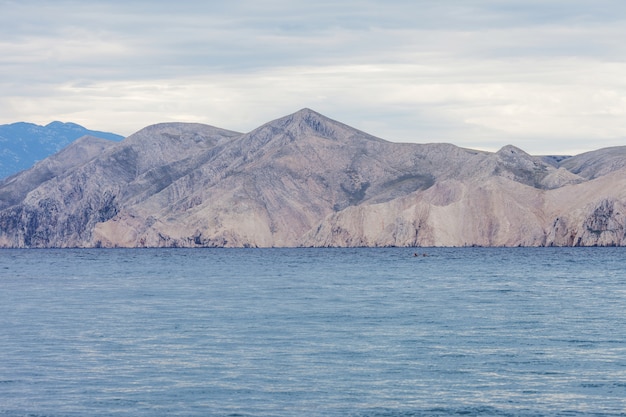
[1,108,625,247]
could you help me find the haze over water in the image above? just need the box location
[1,248,625,416]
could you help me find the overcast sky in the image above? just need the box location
[2,0,626,155]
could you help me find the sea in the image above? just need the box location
[0,247,625,417]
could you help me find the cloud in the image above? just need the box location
[1,0,626,155]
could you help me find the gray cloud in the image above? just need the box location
[1,0,626,154]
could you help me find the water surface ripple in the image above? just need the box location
[1,248,625,416]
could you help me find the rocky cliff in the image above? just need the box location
[1,109,625,247]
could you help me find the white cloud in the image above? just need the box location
[1,0,626,155]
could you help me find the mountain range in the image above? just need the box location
[0,121,124,179]
[1,108,626,248]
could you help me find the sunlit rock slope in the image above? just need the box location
[1,109,625,247]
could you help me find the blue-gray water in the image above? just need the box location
[1,248,625,416]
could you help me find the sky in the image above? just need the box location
[2,0,626,155]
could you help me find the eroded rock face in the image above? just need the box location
[546,198,626,247]
[1,108,626,247]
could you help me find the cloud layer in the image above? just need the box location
[2,0,626,154]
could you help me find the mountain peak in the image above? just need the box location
[2,110,626,248]
[497,144,528,156]
[261,108,385,144]
[0,121,124,178]
[278,107,329,126]
[45,121,83,129]
[294,107,318,115]
[289,108,335,136]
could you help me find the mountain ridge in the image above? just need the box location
[1,109,625,248]
[0,121,124,179]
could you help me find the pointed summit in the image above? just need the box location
[293,107,319,116]
[282,108,337,138]
[232,109,387,160]
[259,108,386,144]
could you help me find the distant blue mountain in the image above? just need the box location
[0,121,124,179]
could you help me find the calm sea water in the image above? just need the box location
[0,247,625,416]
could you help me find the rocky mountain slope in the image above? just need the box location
[0,121,124,179]
[0,109,625,247]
